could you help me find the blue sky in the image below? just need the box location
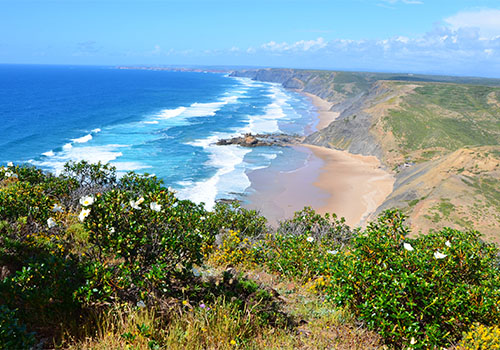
[1,0,500,77]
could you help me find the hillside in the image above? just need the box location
[231,69,500,243]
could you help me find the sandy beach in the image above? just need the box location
[305,144,394,226]
[244,93,394,228]
[304,92,339,130]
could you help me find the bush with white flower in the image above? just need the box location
[325,209,500,349]
[78,187,214,303]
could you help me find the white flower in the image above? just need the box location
[79,208,91,222]
[130,197,144,210]
[327,250,338,255]
[7,162,13,167]
[52,204,63,213]
[150,202,162,212]
[403,243,414,251]
[4,172,12,178]
[109,227,115,234]
[47,217,56,228]
[434,251,447,259]
[79,195,95,207]
[445,240,451,247]
[136,300,146,308]
[200,216,206,221]
[306,236,314,243]
[410,337,417,345]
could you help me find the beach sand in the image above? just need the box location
[303,92,339,130]
[245,145,394,227]
[243,92,394,228]
[244,146,330,225]
[305,145,394,227]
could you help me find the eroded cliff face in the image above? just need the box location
[231,68,500,243]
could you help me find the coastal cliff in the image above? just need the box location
[231,68,500,243]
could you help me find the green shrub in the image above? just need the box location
[277,206,356,246]
[118,172,164,194]
[209,230,256,267]
[456,323,500,349]
[250,208,353,279]
[208,202,268,238]
[0,305,36,350]
[326,209,500,349]
[78,188,213,304]
[0,181,55,229]
[0,232,85,342]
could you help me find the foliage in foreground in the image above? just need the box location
[326,210,500,349]
[0,161,499,349]
[211,211,500,349]
[455,323,500,350]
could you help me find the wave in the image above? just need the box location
[42,150,55,157]
[33,143,131,174]
[72,134,93,144]
[156,106,187,119]
[177,133,251,210]
[175,81,298,208]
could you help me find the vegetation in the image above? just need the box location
[1,162,499,349]
[385,83,500,161]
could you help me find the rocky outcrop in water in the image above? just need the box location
[216,133,300,147]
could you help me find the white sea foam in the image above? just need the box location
[143,121,159,124]
[156,106,187,119]
[92,128,101,133]
[238,85,290,135]
[177,133,251,210]
[177,82,299,208]
[34,144,130,175]
[263,153,278,160]
[153,93,242,122]
[42,150,55,157]
[72,134,93,144]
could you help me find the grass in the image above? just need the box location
[385,84,500,157]
[462,175,500,211]
[63,267,384,350]
[384,83,500,158]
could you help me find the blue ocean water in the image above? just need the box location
[0,65,317,208]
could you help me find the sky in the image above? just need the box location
[1,0,500,77]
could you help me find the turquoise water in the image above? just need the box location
[0,65,317,208]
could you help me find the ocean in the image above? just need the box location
[0,64,318,209]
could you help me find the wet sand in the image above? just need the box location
[303,92,339,130]
[244,146,329,225]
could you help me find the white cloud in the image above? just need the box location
[445,9,500,39]
[381,0,423,5]
[260,37,326,53]
[246,23,500,77]
[152,45,161,55]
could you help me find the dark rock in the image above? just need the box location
[216,133,301,148]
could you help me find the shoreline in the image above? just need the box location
[303,92,339,131]
[243,91,394,227]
